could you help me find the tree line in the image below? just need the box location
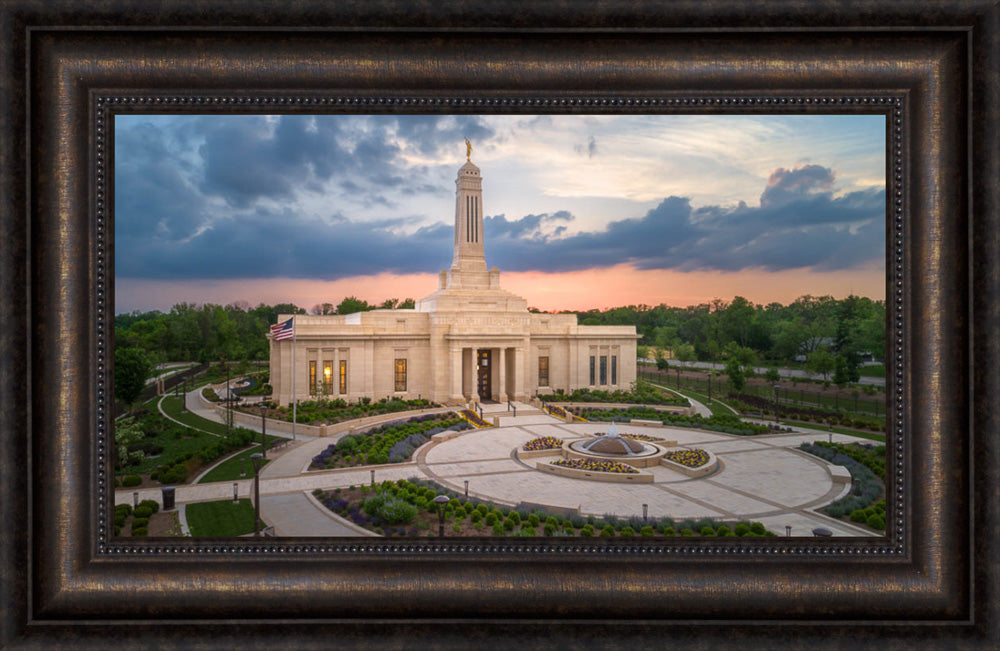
[115,293,884,385]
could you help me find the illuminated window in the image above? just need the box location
[308,360,317,394]
[323,361,333,394]
[394,359,407,392]
[538,356,549,386]
[339,360,347,394]
[600,356,608,385]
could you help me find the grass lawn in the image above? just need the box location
[782,420,886,443]
[651,384,739,417]
[186,498,264,537]
[160,395,229,436]
[858,364,886,378]
[197,447,273,483]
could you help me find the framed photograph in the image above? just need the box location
[2,2,997,647]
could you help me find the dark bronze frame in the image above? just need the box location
[2,2,997,647]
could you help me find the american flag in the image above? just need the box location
[270,317,294,341]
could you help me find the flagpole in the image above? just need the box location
[291,318,296,441]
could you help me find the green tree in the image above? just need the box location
[673,343,696,362]
[399,298,416,309]
[654,348,669,371]
[724,357,746,391]
[806,349,836,380]
[337,296,372,315]
[832,355,852,387]
[114,416,145,470]
[764,366,781,383]
[114,347,153,410]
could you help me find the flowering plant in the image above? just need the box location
[663,449,710,468]
[522,436,564,451]
[551,458,638,474]
[459,409,491,428]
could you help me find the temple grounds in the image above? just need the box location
[116,391,877,537]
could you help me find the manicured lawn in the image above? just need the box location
[858,364,886,377]
[656,385,739,417]
[197,447,272,483]
[160,395,229,436]
[782,420,886,443]
[186,498,264,537]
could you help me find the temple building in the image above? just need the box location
[268,146,638,406]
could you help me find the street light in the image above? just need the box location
[259,402,268,459]
[464,480,469,498]
[773,384,780,424]
[433,495,450,537]
[785,525,792,537]
[250,452,264,537]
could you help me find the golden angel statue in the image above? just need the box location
[465,138,472,161]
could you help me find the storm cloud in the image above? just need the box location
[115,115,884,281]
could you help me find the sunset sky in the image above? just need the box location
[114,113,886,314]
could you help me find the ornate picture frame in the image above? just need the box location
[2,2,996,647]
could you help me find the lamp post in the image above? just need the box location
[642,503,648,521]
[259,402,268,459]
[773,384,780,424]
[226,362,231,437]
[785,525,792,537]
[464,480,469,498]
[433,495,450,537]
[707,372,712,404]
[250,452,264,537]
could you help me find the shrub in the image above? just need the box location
[621,526,636,537]
[734,523,751,536]
[662,527,675,536]
[133,505,154,518]
[850,509,868,523]
[640,526,655,537]
[131,527,148,537]
[527,513,540,528]
[750,522,767,535]
[115,503,133,517]
[699,526,716,536]
[485,512,498,526]
[867,514,886,530]
[122,475,142,487]
[131,517,149,529]
[503,517,516,531]
[580,524,595,537]
[470,510,482,524]
[544,523,558,536]
[492,522,505,536]
[600,525,616,537]
[508,511,521,526]
[138,499,159,513]
[679,528,696,536]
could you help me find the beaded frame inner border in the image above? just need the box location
[94,93,905,557]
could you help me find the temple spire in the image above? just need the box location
[452,149,486,274]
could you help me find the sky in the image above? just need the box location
[114,113,886,314]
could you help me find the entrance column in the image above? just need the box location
[513,346,525,401]
[450,347,464,403]
[466,348,479,403]
[497,347,507,403]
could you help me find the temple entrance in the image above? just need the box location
[477,349,493,401]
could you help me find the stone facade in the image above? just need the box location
[269,155,638,406]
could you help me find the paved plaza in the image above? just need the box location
[117,391,877,538]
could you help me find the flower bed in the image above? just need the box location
[542,403,570,419]
[662,449,710,468]
[551,458,638,474]
[459,409,491,428]
[309,415,464,469]
[312,479,776,538]
[522,436,564,451]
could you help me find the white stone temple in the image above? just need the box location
[268,146,638,406]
